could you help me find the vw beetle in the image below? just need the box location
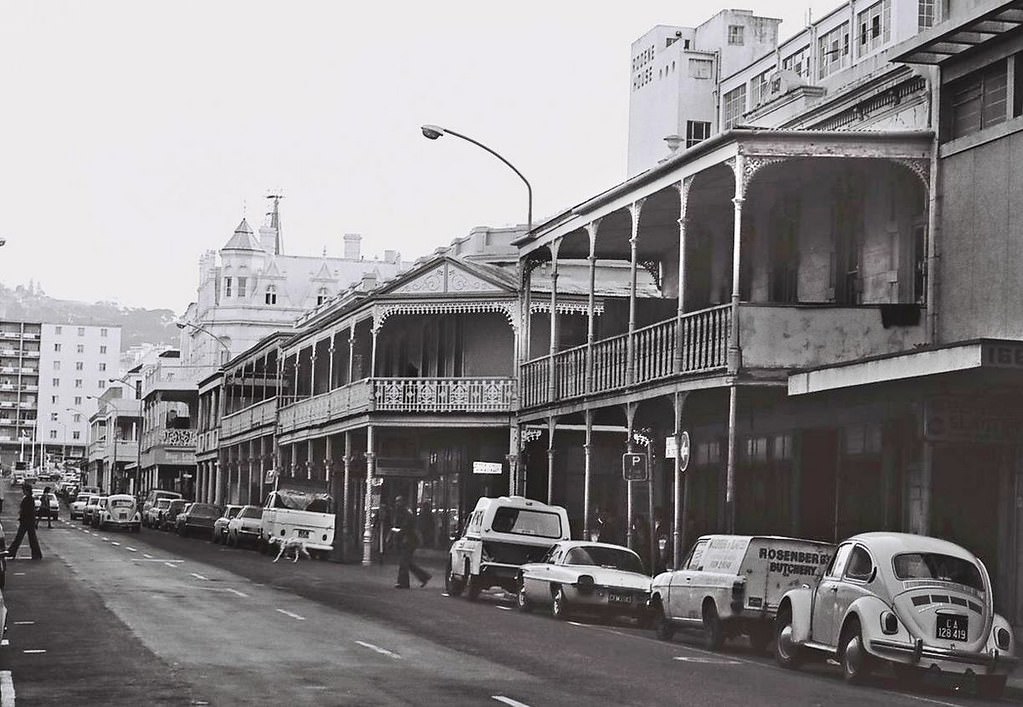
[775,532,1016,698]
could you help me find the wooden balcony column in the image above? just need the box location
[362,425,376,566]
[370,314,381,378]
[324,434,333,484]
[585,220,600,394]
[724,152,747,534]
[673,178,693,373]
[546,416,557,505]
[342,430,352,558]
[292,354,300,401]
[627,199,646,386]
[327,332,336,392]
[309,347,317,397]
[583,409,594,540]
[624,402,637,550]
[506,426,519,496]
[547,239,562,405]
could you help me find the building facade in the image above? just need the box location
[0,320,41,470]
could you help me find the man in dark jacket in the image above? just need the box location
[8,483,42,559]
[391,496,430,589]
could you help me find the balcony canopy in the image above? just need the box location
[892,0,1023,66]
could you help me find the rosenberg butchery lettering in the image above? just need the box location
[759,547,830,577]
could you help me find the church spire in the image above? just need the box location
[265,191,284,255]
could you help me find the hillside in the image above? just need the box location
[0,282,178,349]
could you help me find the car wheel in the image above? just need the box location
[748,624,772,655]
[551,586,571,621]
[774,607,804,669]
[976,675,1006,699]
[464,561,481,602]
[839,620,872,685]
[701,602,724,651]
[653,601,675,641]
[444,557,463,598]
[516,576,532,613]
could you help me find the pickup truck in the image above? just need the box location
[259,488,334,557]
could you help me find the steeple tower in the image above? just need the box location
[264,191,283,255]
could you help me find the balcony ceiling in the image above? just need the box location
[892,0,1023,65]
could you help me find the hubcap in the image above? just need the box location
[778,624,795,659]
[845,635,863,676]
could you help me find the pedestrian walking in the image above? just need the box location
[39,486,54,528]
[8,483,42,560]
[391,495,430,589]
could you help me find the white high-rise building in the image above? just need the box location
[37,323,122,464]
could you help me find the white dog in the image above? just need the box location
[270,536,312,563]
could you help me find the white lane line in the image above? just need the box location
[894,693,966,707]
[164,562,178,568]
[203,587,248,598]
[276,609,305,621]
[133,559,184,563]
[496,606,513,611]
[0,669,14,707]
[125,547,137,552]
[0,639,7,646]
[12,573,24,577]
[13,621,34,625]
[674,656,741,665]
[110,541,120,546]
[492,697,531,707]
[190,573,208,581]
[354,640,400,659]
[143,553,153,558]
[22,649,45,654]
[101,537,110,542]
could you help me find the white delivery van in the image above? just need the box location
[650,535,833,653]
[447,496,570,601]
[259,487,334,557]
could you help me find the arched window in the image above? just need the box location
[316,287,329,306]
[265,285,277,305]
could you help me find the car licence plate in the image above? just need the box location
[297,529,310,539]
[608,592,633,604]
[936,614,968,642]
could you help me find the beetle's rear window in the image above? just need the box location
[490,508,562,538]
[110,499,133,508]
[892,553,984,591]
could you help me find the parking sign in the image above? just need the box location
[622,453,648,481]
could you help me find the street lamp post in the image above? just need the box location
[421,123,534,500]
[175,320,231,365]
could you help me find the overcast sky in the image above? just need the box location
[0,0,839,312]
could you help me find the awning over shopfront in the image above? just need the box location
[892,0,1023,66]
[788,339,1023,395]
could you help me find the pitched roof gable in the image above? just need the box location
[380,256,515,297]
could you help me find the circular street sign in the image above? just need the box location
[679,430,691,472]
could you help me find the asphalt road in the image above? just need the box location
[0,494,1017,706]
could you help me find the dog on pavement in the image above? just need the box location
[270,536,312,563]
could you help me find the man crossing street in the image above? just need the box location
[8,482,42,560]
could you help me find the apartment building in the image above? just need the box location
[0,320,41,470]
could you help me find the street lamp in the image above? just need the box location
[175,319,231,365]
[419,124,532,236]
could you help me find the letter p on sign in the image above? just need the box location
[622,453,648,481]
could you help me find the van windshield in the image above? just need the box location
[490,507,562,538]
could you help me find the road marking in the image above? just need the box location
[101,537,110,541]
[1,640,7,646]
[568,621,586,626]
[895,693,965,707]
[133,559,183,563]
[125,547,137,552]
[673,656,741,665]
[164,562,178,568]
[190,573,208,581]
[276,609,305,621]
[492,697,531,707]
[13,621,33,625]
[496,606,513,611]
[111,541,120,546]
[12,573,24,577]
[354,640,400,659]
[203,587,248,598]
[0,670,14,707]
[143,553,153,558]
[22,649,45,654]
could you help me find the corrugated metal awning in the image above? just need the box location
[892,0,1023,65]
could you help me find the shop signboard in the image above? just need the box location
[924,397,1021,444]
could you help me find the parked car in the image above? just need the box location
[175,503,220,538]
[226,505,264,548]
[212,505,243,544]
[144,497,172,529]
[141,489,183,525]
[775,532,1017,698]
[161,499,189,531]
[32,488,60,521]
[89,497,109,528]
[97,494,141,532]
[82,496,105,526]
[516,541,652,623]
[650,534,834,653]
[70,493,95,521]
[448,496,571,601]
[0,517,7,589]
[258,488,334,556]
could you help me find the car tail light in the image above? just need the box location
[576,575,595,595]
[730,579,745,612]
[881,611,899,635]
[995,627,1011,650]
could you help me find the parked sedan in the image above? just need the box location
[70,493,95,521]
[776,532,1017,698]
[516,541,652,623]
[212,505,243,544]
[143,497,172,528]
[32,489,59,521]
[82,496,106,526]
[89,497,109,528]
[160,500,189,531]
[226,505,263,548]
[175,503,220,538]
[97,494,141,532]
